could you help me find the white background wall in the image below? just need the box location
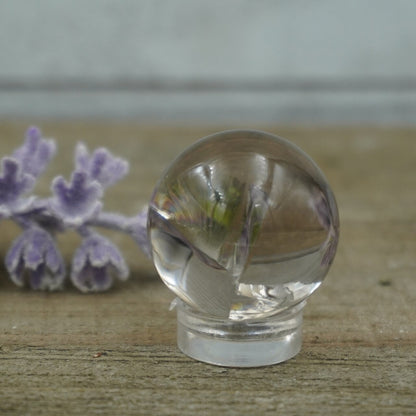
[0,0,415,123]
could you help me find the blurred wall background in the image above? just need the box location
[0,0,415,124]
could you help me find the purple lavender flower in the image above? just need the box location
[1,127,149,292]
[0,127,55,218]
[75,143,129,189]
[127,207,151,258]
[49,171,103,227]
[71,233,129,292]
[0,157,35,217]
[5,227,65,290]
[13,126,56,178]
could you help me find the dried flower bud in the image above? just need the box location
[0,157,35,217]
[71,233,129,292]
[5,227,65,290]
[75,143,129,189]
[13,126,56,178]
[50,171,103,227]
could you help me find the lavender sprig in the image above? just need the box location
[71,232,129,292]
[75,143,129,189]
[0,127,149,292]
[50,171,103,227]
[0,157,35,217]
[6,227,65,290]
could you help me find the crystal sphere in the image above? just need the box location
[148,130,339,366]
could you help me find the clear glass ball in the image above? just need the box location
[148,130,339,366]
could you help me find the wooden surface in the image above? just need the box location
[0,123,415,415]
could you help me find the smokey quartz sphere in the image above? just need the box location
[148,130,339,321]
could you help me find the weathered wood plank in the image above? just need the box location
[0,344,415,416]
[0,123,415,415]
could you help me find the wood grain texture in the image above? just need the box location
[0,123,415,415]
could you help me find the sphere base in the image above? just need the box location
[176,302,304,367]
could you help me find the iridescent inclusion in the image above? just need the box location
[148,130,339,320]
